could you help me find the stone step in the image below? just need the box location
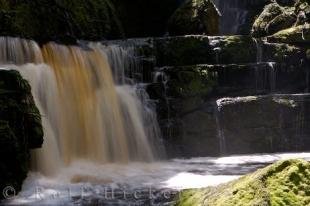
[102,35,307,67]
[215,94,310,154]
[149,62,309,100]
[163,93,310,157]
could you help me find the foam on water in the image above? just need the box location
[6,152,310,205]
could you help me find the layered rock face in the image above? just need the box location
[107,34,309,157]
[0,70,43,198]
[176,159,310,206]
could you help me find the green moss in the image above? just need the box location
[267,24,310,44]
[154,36,213,66]
[252,3,284,37]
[166,65,217,98]
[176,159,310,206]
[217,36,257,63]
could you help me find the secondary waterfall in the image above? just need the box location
[213,0,248,35]
[0,37,163,175]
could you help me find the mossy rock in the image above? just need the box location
[215,36,257,64]
[252,3,286,37]
[154,35,213,66]
[265,12,296,35]
[176,159,310,206]
[167,0,220,36]
[252,0,310,38]
[267,24,310,44]
[0,70,43,199]
[163,65,217,99]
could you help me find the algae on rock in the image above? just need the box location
[176,159,310,206]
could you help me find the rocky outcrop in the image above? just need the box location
[151,65,309,156]
[252,0,310,40]
[108,35,309,157]
[176,159,310,206]
[0,70,43,199]
[167,0,220,35]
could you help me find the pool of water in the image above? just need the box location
[5,152,310,206]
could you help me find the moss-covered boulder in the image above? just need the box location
[252,2,296,37]
[252,0,310,38]
[267,24,310,44]
[0,70,43,199]
[176,159,310,206]
[0,0,124,43]
[167,0,220,36]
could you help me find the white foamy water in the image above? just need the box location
[6,152,310,205]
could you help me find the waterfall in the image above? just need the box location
[213,0,248,35]
[0,37,163,175]
[268,62,276,93]
[215,100,226,155]
[154,68,174,139]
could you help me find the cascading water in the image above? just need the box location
[214,101,226,155]
[0,37,163,176]
[213,0,248,35]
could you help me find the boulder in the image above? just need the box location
[176,159,310,206]
[252,0,310,38]
[252,3,286,37]
[0,70,43,199]
[167,0,220,35]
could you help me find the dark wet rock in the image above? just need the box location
[216,94,310,154]
[149,62,309,157]
[0,70,43,199]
